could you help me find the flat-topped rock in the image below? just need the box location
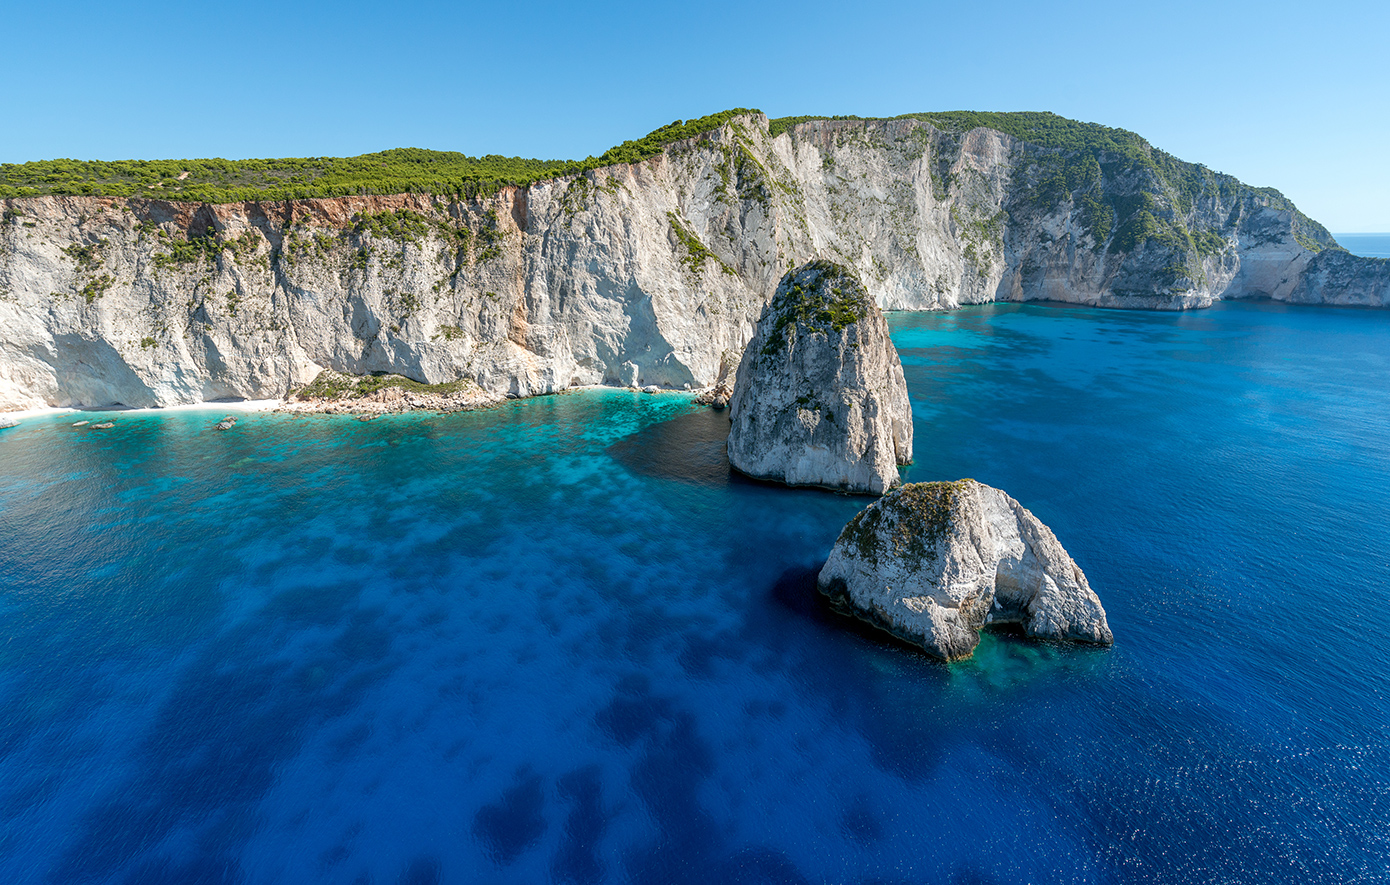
[817,479,1112,660]
[726,260,912,494]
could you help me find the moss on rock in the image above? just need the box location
[837,480,973,568]
[760,260,872,357]
[294,369,479,400]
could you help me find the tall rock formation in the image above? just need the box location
[1,111,1386,410]
[726,261,912,494]
[817,480,1112,660]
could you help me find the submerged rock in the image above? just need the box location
[817,480,1112,660]
[727,260,912,494]
[214,416,237,431]
[91,421,114,429]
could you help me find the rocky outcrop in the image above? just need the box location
[817,479,1111,660]
[1286,249,1390,306]
[278,369,504,415]
[1,111,1385,411]
[726,261,911,494]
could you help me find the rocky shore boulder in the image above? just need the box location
[817,480,1112,660]
[727,260,912,494]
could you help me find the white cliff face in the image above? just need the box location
[726,261,912,494]
[1287,249,1390,306]
[817,480,1112,661]
[0,112,1384,410]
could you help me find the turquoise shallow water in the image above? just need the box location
[1,302,1389,884]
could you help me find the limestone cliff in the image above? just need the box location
[1,112,1384,410]
[817,480,1112,661]
[726,260,911,494]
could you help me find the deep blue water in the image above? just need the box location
[1333,233,1390,259]
[2,302,1389,884]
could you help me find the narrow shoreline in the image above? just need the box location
[1,386,706,422]
[1,400,281,420]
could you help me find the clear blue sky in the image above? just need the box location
[5,0,1387,230]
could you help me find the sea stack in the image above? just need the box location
[817,480,1112,660]
[727,260,912,494]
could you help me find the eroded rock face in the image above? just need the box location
[1287,249,1390,306]
[726,261,912,494]
[817,480,1112,660]
[1,112,1383,412]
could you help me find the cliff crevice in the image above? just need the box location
[2,113,1385,409]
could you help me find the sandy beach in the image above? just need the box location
[1,400,282,421]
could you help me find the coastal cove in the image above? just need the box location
[5,111,1390,415]
[2,302,1389,883]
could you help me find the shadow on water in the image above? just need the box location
[710,565,958,784]
[50,587,399,884]
[595,674,718,883]
[551,766,608,885]
[472,768,548,867]
[606,405,885,503]
[753,565,1121,787]
[590,672,824,885]
[395,855,442,885]
[770,564,1112,672]
[769,565,946,661]
[606,406,733,486]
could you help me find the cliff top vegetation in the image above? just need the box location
[0,107,1339,255]
[768,111,1338,254]
[0,109,759,203]
[761,260,872,356]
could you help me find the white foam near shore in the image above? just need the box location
[1,399,282,420]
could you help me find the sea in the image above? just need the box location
[1333,233,1390,259]
[1,302,1388,885]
